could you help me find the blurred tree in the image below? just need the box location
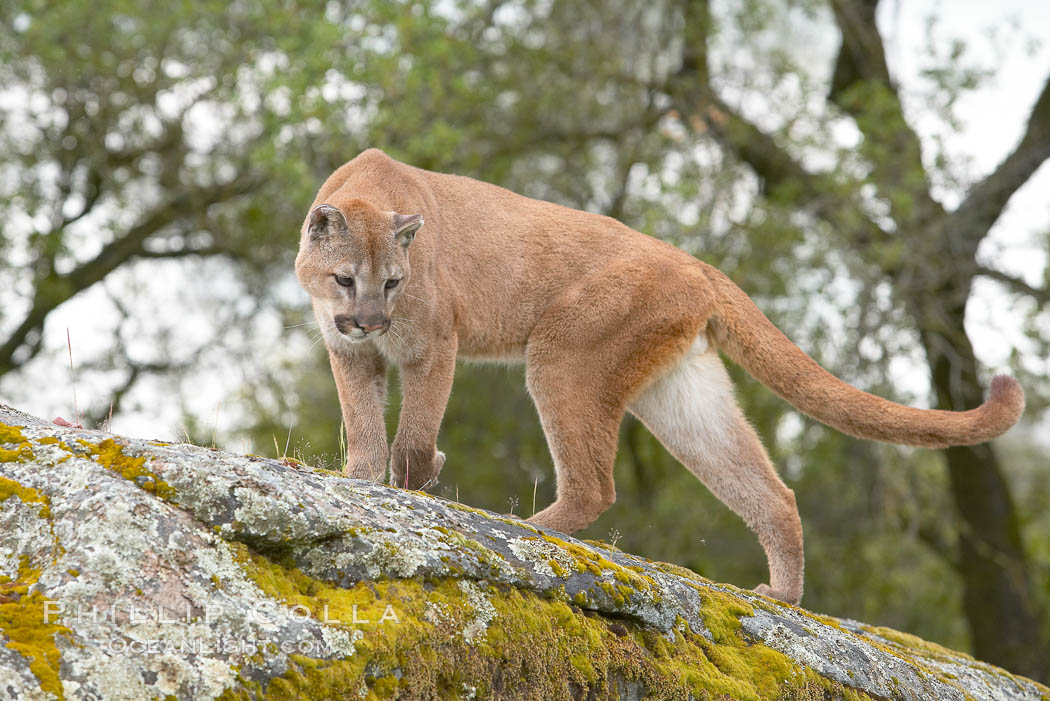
[0,0,350,411]
[3,0,1049,681]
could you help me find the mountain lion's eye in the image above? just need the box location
[385,278,401,290]
[334,275,354,287]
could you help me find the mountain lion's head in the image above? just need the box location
[295,198,423,345]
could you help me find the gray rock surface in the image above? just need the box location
[1,403,1047,700]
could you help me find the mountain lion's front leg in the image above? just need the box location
[391,339,457,490]
[329,347,388,482]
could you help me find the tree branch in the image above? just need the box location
[479,116,664,167]
[669,0,895,251]
[131,245,229,260]
[827,0,945,229]
[60,168,105,229]
[949,72,1050,247]
[976,266,1050,304]
[828,0,887,102]
[81,360,168,429]
[672,0,811,195]
[0,176,259,376]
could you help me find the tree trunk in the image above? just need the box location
[920,296,1045,681]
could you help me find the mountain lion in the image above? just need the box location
[295,148,1024,604]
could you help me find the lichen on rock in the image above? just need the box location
[1,404,1048,701]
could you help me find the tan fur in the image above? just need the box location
[295,148,1025,604]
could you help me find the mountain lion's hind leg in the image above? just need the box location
[523,257,711,535]
[629,342,804,604]
[524,357,622,534]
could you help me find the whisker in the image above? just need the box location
[307,322,338,351]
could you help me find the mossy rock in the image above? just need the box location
[1,403,1047,701]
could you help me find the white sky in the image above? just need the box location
[1,0,1049,445]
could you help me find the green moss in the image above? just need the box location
[428,529,506,576]
[651,560,710,584]
[861,625,974,661]
[0,469,63,576]
[598,581,626,606]
[345,526,375,538]
[0,423,27,445]
[582,538,620,552]
[0,557,70,700]
[791,610,1015,696]
[445,502,493,518]
[77,438,175,500]
[795,608,850,632]
[218,541,873,700]
[0,423,32,463]
[535,535,660,603]
[847,622,1011,694]
[0,477,51,519]
[440,503,543,531]
[0,446,32,463]
[494,516,540,533]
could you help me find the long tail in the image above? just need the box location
[703,267,1024,448]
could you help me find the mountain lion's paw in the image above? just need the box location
[392,447,445,491]
[753,583,801,605]
[344,458,386,482]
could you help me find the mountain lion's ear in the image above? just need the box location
[307,204,347,241]
[393,213,423,247]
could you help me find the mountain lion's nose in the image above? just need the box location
[356,320,385,333]
[334,314,384,334]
